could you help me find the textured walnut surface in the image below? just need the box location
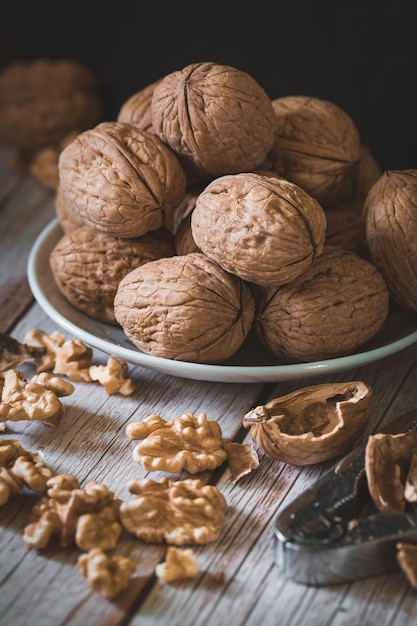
[364,169,417,311]
[191,172,326,287]
[114,252,255,363]
[58,121,187,238]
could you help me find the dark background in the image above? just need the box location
[2,2,416,171]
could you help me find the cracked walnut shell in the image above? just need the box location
[58,121,187,238]
[114,252,255,363]
[364,169,417,312]
[191,173,326,287]
[243,381,372,465]
[254,246,389,362]
[151,61,276,178]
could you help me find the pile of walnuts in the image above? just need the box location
[6,59,416,365]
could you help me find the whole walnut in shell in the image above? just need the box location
[364,169,417,311]
[254,246,389,362]
[243,381,372,465]
[114,252,255,363]
[191,173,326,287]
[50,225,175,324]
[151,61,276,178]
[0,59,103,154]
[58,121,187,238]
[270,95,360,207]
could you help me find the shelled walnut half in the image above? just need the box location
[243,381,372,466]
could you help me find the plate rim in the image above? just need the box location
[27,218,417,383]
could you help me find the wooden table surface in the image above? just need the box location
[2,141,417,626]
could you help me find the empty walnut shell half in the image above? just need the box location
[243,381,372,466]
[114,252,255,363]
[191,173,326,287]
[365,429,417,513]
[270,95,360,207]
[58,121,187,238]
[364,169,417,312]
[50,225,175,324]
[254,246,389,362]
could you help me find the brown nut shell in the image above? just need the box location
[254,246,389,362]
[50,226,175,324]
[270,96,360,207]
[58,121,187,238]
[191,173,326,287]
[151,62,276,178]
[243,381,372,465]
[114,252,255,363]
[364,169,417,312]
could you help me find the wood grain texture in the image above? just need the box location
[1,143,417,626]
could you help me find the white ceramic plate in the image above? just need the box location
[27,218,417,383]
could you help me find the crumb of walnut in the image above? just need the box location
[120,476,226,545]
[78,548,136,599]
[89,358,135,395]
[126,412,227,473]
[224,441,259,483]
[155,546,200,583]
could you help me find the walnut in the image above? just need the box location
[357,144,382,198]
[0,438,54,505]
[49,225,175,324]
[89,357,135,395]
[224,441,259,483]
[55,184,86,233]
[324,195,368,257]
[117,78,163,133]
[165,185,202,234]
[126,412,227,473]
[174,212,200,256]
[269,95,361,207]
[254,246,389,362]
[155,546,200,583]
[0,59,103,155]
[364,429,417,513]
[120,476,227,545]
[78,548,136,598]
[23,474,122,550]
[23,328,65,373]
[191,172,326,287]
[151,61,276,178]
[58,121,187,238]
[53,339,93,382]
[364,169,417,312]
[114,252,255,363]
[243,381,372,466]
[0,369,74,429]
[28,131,79,190]
[397,543,417,589]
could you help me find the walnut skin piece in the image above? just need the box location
[224,442,260,483]
[89,358,135,395]
[151,61,276,178]
[243,381,372,466]
[191,172,326,287]
[0,439,55,505]
[114,252,255,363]
[117,78,163,133]
[49,225,175,324]
[23,328,65,373]
[364,169,417,312]
[269,95,361,207]
[23,474,122,550]
[364,430,417,513]
[120,476,227,545]
[155,546,200,583]
[58,121,187,239]
[0,369,74,429]
[126,413,227,473]
[254,246,389,363]
[78,548,136,599]
[0,59,103,154]
[397,543,417,589]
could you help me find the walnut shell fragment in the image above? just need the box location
[114,252,255,363]
[191,173,326,287]
[254,246,389,362]
[58,121,187,238]
[120,476,226,545]
[243,381,372,466]
[151,61,276,178]
[365,429,417,513]
[364,169,417,311]
[224,441,260,483]
[270,95,360,207]
[49,225,175,324]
